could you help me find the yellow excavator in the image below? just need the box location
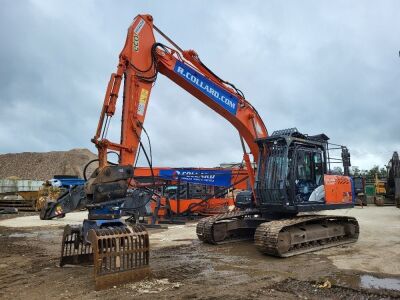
[374,152,400,207]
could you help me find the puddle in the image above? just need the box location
[9,231,55,239]
[9,232,38,238]
[360,275,400,291]
[330,274,400,292]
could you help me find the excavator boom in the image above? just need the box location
[93,15,268,181]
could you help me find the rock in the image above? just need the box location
[317,280,332,289]
[173,283,182,289]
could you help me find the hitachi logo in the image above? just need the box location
[176,65,237,111]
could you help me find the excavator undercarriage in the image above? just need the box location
[255,215,359,257]
[197,211,359,257]
[196,209,262,244]
[196,210,359,257]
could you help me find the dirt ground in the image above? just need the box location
[0,207,399,299]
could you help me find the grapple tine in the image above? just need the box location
[88,225,150,290]
[60,225,93,266]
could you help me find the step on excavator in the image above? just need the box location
[55,14,359,289]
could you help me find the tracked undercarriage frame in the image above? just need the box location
[60,224,150,290]
[196,209,265,244]
[196,210,359,257]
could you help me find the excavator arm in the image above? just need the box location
[93,14,268,189]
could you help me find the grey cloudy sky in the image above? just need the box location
[0,0,399,170]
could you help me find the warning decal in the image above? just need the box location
[137,88,149,116]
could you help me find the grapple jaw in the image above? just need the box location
[89,225,150,290]
[60,225,93,266]
[60,224,150,290]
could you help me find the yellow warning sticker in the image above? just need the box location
[137,88,149,116]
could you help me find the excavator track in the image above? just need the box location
[254,215,359,257]
[196,209,261,244]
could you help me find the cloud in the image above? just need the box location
[0,0,399,170]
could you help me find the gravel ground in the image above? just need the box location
[0,206,399,299]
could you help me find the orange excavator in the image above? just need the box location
[57,14,359,289]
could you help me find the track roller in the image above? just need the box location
[255,215,359,257]
[196,209,263,244]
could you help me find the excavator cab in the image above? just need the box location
[255,128,354,214]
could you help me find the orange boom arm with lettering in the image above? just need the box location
[93,14,268,188]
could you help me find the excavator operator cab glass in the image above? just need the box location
[255,130,333,212]
[255,138,290,207]
[294,148,324,203]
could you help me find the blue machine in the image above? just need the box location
[50,176,85,189]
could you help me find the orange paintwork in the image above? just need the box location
[92,14,268,191]
[150,197,235,216]
[134,166,245,216]
[132,166,249,190]
[324,175,353,204]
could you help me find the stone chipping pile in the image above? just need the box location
[0,148,98,180]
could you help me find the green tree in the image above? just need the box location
[332,166,343,175]
[351,166,361,176]
[379,167,388,178]
[367,165,380,177]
